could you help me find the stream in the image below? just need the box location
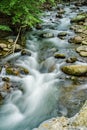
[0,3,87,130]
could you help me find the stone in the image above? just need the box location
[2,82,10,91]
[82,41,87,45]
[58,32,67,38]
[61,65,87,76]
[2,77,10,82]
[3,48,10,51]
[36,24,42,30]
[6,67,20,76]
[71,15,86,23]
[66,57,77,63]
[34,100,87,130]
[15,44,22,52]
[21,49,31,56]
[40,33,54,38]
[72,100,87,127]
[56,14,62,18]
[73,36,82,44]
[54,53,65,58]
[76,45,87,53]
[8,39,14,43]
[0,43,7,49]
[80,51,87,57]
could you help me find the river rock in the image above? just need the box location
[34,100,87,130]
[21,49,31,56]
[58,32,67,39]
[56,14,62,18]
[82,41,87,45]
[71,14,86,23]
[6,66,29,76]
[61,65,87,76]
[2,77,10,82]
[54,53,65,58]
[8,38,14,43]
[40,33,54,38]
[15,44,22,52]
[73,36,82,44]
[76,45,87,53]
[72,100,87,127]
[66,57,77,63]
[57,9,65,14]
[0,43,7,49]
[6,67,20,76]
[80,51,87,57]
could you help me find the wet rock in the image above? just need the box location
[8,39,14,43]
[15,44,22,52]
[34,100,87,130]
[21,49,31,56]
[73,36,82,44]
[58,32,67,39]
[57,9,65,14]
[82,41,87,45]
[40,32,54,38]
[66,57,77,63]
[3,48,10,51]
[72,100,87,127]
[6,67,20,76]
[80,51,87,57]
[2,82,10,92]
[6,66,29,76]
[0,43,7,49]
[54,53,65,59]
[56,14,62,18]
[36,24,42,30]
[69,36,82,44]
[61,65,87,76]
[71,14,86,23]
[33,116,69,130]
[2,77,10,82]
[76,45,87,53]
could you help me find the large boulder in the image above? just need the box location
[61,65,87,76]
[34,100,87,130]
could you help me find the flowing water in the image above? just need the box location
[0,3,87,130]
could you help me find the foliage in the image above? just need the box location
[0,25,11,31]
[0,0,55,30]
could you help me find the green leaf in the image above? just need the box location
[0,25,11,31]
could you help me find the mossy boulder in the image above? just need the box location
[6,66,29,76]
[61,65,87,76]
[71,15,86,23]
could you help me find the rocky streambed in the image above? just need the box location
[0,1,87,130]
